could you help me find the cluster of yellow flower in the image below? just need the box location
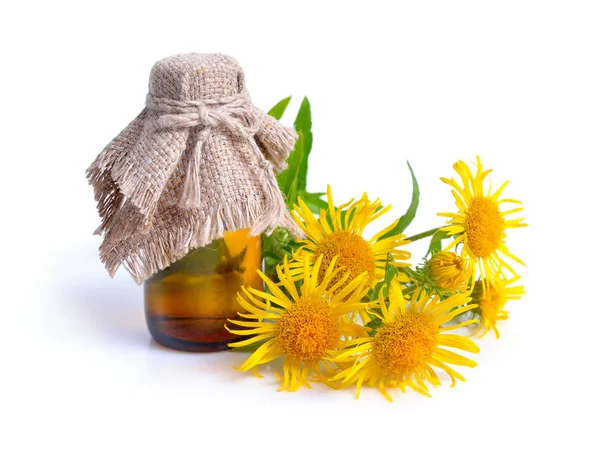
[228,157,526,401]
[435,157,527,337]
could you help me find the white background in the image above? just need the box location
[2,1,599,459]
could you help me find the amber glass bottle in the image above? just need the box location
[144,229,263,351]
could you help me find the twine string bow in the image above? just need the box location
[145,94,261,209]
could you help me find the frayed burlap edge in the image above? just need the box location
[101,194,299,284]
[86,109,149,234]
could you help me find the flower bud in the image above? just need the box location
[425,251,471,293]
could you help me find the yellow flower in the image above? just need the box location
[227,256,370,392]
[471,276,525,338]
[290,185,411,290]
[439,157,527,286]
[333,278,479,401]
[424,251,473,293]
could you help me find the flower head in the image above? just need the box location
[439,157,527,286]
[470,276,525,338]
[333,278,479,401]
[227,256,370,392]
[424,251,473,293]
[290,185,411,291]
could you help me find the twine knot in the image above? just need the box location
[144,93,261,209]
[197,103,211,126]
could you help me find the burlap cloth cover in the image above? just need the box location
[87,53,301,284]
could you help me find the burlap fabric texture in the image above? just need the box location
[87,53,301,284]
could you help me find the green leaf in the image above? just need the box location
[370,281,385,301]
[298,191,328,213]
[339,207,357,231]
[384,263,399,284]
[261,228,301,283]
[364,317,383,336]
[369,260,399,302]
[293,97,313,193]
[400,266,421,286]
[274,97,315,210]
[277,131,306,208]
[377,161,420,240]
[268,96,292,120]
[287,175,300,209]
[263,251,282,260]
[426,230,448,257]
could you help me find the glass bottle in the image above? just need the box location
[144,228,263,352]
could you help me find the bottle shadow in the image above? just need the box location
[56,242,250,362]
[52,241,265,386]
[54,242,149,349]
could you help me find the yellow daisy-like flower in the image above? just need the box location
[439,156,527,285]
[333,278,479,401]
[471,276,525,338]
[227,256,370,392]
[290,185,411,290]
[424,251,473,293]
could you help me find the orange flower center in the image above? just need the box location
[374,313,438,375]
[314,230,376,288]
[464,197,504,258]
[276,299,339,362]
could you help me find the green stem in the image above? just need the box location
[402,283,418,296]
[405,227,440,242]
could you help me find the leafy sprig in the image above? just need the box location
[262,96,327,280]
